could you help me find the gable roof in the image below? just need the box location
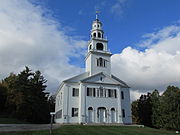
[81,72,129,88]
[63,72,129,88]
[111,75,130,88]
[63,72,89,83]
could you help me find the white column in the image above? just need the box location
[79,83,86,123]
[93,109,96,123]
[117,86,123,123]
[96,108,99,123]
[107,109,109,123]
[63,84,70,123]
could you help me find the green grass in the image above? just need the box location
[0,118,29,124]
[0,125,178,135]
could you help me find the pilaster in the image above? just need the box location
[79,83,86,123]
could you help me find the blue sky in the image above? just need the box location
[33,0,180,67]
[36,0,180,50]
[1,0,180,100]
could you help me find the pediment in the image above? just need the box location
[81,72,121,85]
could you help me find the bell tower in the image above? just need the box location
[85,14,112,76]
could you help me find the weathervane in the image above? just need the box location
[96,11,100,19]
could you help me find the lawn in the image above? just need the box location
[0,125,178,135]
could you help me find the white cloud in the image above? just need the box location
[111,24,180,100]
[110,0,127,16]
[139,25,180,48]
[130,90,147,102]
[0,0,86,92]
[1,0,180,102]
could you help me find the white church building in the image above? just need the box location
[55,16,132,124]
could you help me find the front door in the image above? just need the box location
[98,108,106,123]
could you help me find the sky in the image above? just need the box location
[0,0,180,101]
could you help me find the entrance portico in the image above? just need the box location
[87,107,118,123]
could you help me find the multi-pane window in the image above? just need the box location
[97,57,106,67]
[56,109,62,119]
[87,88,96,97]
[104,89,107,97]
[72,108,78,117]
[121,91,124,99]
[97,89,100,97]
[93,88,96,97]
[87,88,92,96]
[87,87,117,98]
[100,88,104,97]
[114,90,117,98]
[108,89,117,98]
[122,109,125,118]
[72,88,79,97]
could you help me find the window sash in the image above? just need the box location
[87,87,93,96]
[72,88,79,97]
[97,89,100,97]
[100,89,104,97]
[93,88,96,97]
[56,109,62,119]
[72,108,78,117]
[87,88,117,98]
[97,58,106,67]
[122,109,125,118]
[121,91,124,99]
[114,90,117,98]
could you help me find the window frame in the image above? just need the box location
[72,88,79,97]
[72,108,78,117]
[56,109,62,119]
[87,87,94,97]
[122,109,125,118]
[121,91,124,99]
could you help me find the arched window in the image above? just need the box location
[88,107,93,123]
[96,43,103,50]
[93,33,96,38]
[97,107,107,122]
[89,45,92,50]
[97,57,106,67]
[98,32,101,38]
[111,108,115,111]
[88,107,93,110]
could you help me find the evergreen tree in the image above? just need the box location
[2,73,18,117]
[150,89,161,128]
[0,83,8,115]
[137,93,152,127]
[158,86,180,130]
[1,67,53,123]
[131,100,139,124]
[132,86,180,130]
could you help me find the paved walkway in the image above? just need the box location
[0,124,60,132]
[0,123,144,132]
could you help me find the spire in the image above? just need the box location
[95,11,100,20]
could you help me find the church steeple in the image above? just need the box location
[85,14,112,76]
[88,14,109,53]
